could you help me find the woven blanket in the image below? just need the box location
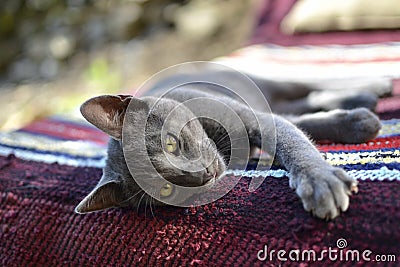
[216,42,400,82]
[1,44,400,266]
[252,0,400,46]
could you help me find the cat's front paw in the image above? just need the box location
[290,166,358,220]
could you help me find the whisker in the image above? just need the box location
[211,125,249,143]
[144,196,149,219]
[118,189,144,205]
[212,133,230,145]
[218,146,250,152]
[228,136,251,142]
[137,192,146,214]
[149,192,156,218]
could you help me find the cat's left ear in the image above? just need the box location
[80,95,148,139]
[74,181,124,214]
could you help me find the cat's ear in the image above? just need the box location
[74,181,124,214]
[80,95,148,139]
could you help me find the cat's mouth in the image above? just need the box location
[202,158,225,185]
[202,172,218,186]
[168,172,222,187]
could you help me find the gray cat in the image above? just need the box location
[75,72,385,220]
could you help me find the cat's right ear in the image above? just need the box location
[80,95,148,139]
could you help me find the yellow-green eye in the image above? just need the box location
[165,134,178,154]
[160,183,173,197]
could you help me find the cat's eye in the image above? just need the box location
[165,134,179,155]
[160,183,173,197]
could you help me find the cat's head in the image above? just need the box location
[75,95,226,213]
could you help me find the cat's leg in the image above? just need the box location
[237,107,358,219]
[258,114,358,219]
[249,78,313,100]
[247,74,391,115]
[286,108,382,143]
[248,78,314,113]
[247,74,392,99]
[272,90,379,115]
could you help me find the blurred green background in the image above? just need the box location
[0,0,258,130]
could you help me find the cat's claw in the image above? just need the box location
[290,166,357,220]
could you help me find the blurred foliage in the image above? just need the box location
[84,57,121,90]
[0,0,258,131]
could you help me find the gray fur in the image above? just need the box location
[75,73,386,219]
